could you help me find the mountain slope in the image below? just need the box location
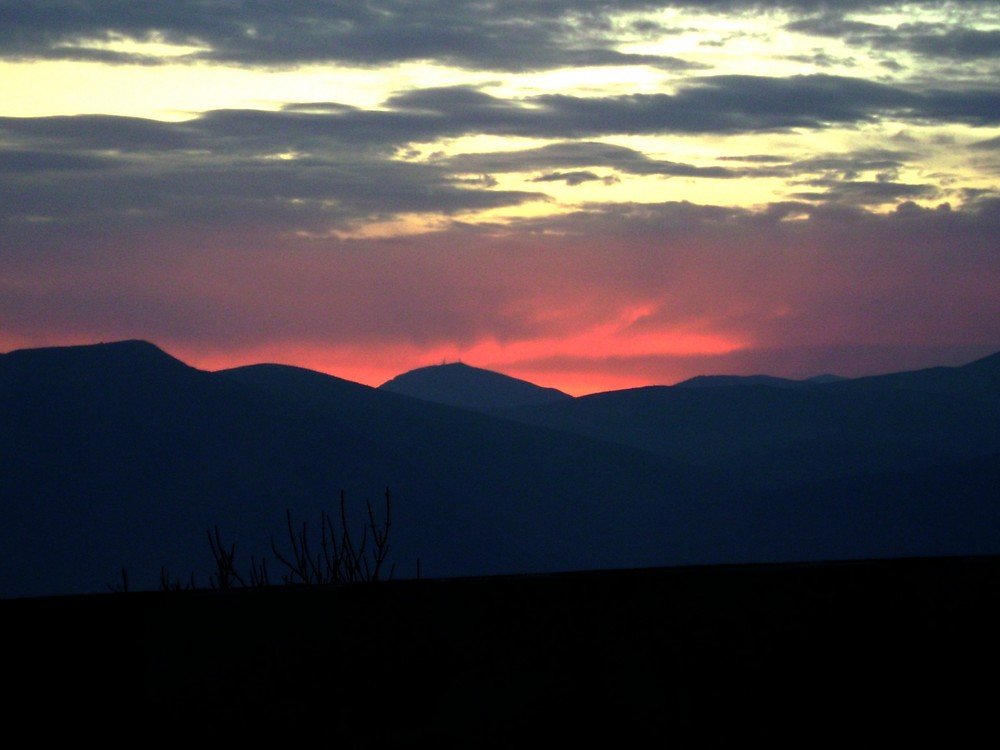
[5,341,1000,598]
[730,449,1000,561]
[500,354,1000,491]
[221,362,734,576]
[379,361,571,411]
[2,343,728,597]
[825,350,1000,403]
[1,341,418,597]
[675,373,847,389]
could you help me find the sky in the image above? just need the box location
[2,1,999,395]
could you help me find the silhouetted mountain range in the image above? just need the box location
[3,340,999,598]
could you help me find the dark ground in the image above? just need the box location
[4,555,998,744]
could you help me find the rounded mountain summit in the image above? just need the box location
[379,362,572,412]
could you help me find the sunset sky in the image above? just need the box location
[2,1,999,395]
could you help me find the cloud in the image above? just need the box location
[443,141,741,178]
[6,71,990,235]
[970,134,1000,150]
[789,179,938,205]
[715,150,914,183]
[531,171,608,186]
[0,107,550,232]
[5,1,996,72]
[530,76,1000,133]
[0,150,115,172]
[885,26,1000,60]
[784,13,886,40]
[0,114,199,151]
[392,75,1000,139]
[5,74,997,173]
[0,0,723,71]
[787,12,1000,62]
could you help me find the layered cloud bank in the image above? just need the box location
[2,1,998,394]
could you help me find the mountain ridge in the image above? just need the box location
[4,339,999,598]
[675,373,847,389]
[2,341,726,596]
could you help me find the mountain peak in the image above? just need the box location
[1,339,197,388]
[379,362,571,411]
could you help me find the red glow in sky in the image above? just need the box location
[2,3,999,391]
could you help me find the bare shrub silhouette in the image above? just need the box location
[269,489,394,585]
[116,487,403,593]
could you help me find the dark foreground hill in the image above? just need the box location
[4,556,998,743]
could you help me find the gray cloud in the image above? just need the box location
[386,75,1000,139]
[784,14,886,40]
[789,179,939,205]
[532,76,1000,133]
[783,50,861,69]
[886,26,1000,60]
[970,134,1000,150]
[0,110,546,233]
[443,141,741,178]
[716,151,913,183]
[532,170,610,186]
[787,12,1000,62]
[0,150,116,173]
[789,153,908,174]
[2,66,993,237]
[0,0,720,71]
[0,115,200,152]
[3,1,994,71]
